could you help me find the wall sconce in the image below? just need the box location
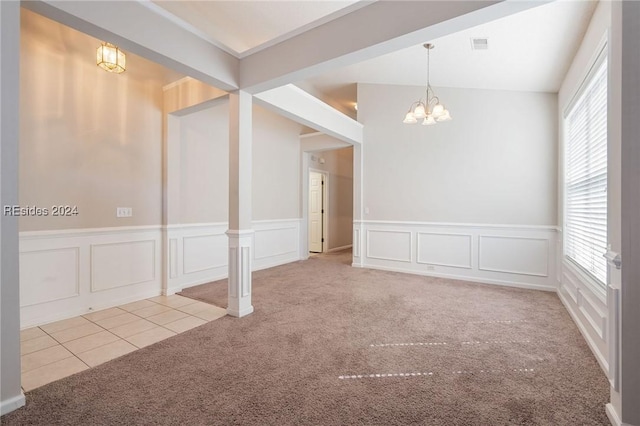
[96,42,126,73]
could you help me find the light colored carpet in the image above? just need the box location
[2,249,609,425]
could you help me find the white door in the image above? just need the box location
[309,171,324,253]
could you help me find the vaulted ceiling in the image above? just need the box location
[144,0,597,117]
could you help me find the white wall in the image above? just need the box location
[252,106,303,220]
[178,104,228,224]
[358,83,558,225]
[19,9,167,231]
[354,83,558,291]
[556,0,612,377]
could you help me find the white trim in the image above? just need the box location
[416,232,472,269]
[563,257,607,303]
[366,229,413,263]
[20,221,303,327]
[563,34,608,118]
[252,218,302,225]
[478,235,549,277]
[162,76,194,92]
[226,229,256,237]
[327,244,352,253]
[364,264,556,293]
[606,403,623,426]
[355,220,558,232]
[0,393,25,416]
[19,225,162,239]
[164,222,227,230]
[557,288,609,375]
[358,220,557,291]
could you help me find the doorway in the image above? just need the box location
[308,170,327,253]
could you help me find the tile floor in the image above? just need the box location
[19,295,226,392]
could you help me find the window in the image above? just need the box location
[564,51,607,286]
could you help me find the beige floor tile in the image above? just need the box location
[147,295,171,304]
[49,323,104,344]
[118,299,157,312]
[82,307,126,322]
[75,340,137,367]
[164,316,207,333]
[146,309,190,326]
[191,306,227,322]
[21,356,89,391]
[155,295,198,309]
[176,301,215,315]
[21,344,73,373]
[40,316,92,334]
[93,312,140,329]
[109,318,157,338]
[20,327,47,342]
[125,327,176,348]
[131,304,173,318]
[21,334,59,356]
[63,330,121,355]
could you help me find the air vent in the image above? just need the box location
[471,38,489,50]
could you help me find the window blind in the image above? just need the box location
[565,57,607,286]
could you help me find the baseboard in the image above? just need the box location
[363,263,556,293]
[1,392,25,416]
[327,244,352,253]
[606,403,623,426]
[557,289,609,375]
[21,288,163,329]
[356,220,558,291]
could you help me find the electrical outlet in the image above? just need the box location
[426,265,435,271]
[116,207,133,217]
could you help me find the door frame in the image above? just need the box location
[308,168,328,254]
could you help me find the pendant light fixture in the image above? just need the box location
[402,43,451,126]
[96,42,126,73]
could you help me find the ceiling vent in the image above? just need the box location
[470,38,489,50]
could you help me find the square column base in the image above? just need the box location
[226,229,254,317]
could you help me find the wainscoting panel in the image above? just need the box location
[183,234,227,274]
[20,220,304,327]
[417,232,472,269]
[19,227,163,328]
[165,219,302,295]
[91,240,156,292]
[479,236,549,277]
[20,248,80,307]
[558,259,609,373]
[366,230,412,262]
[357,221,558,291]
[253,220,301,271]
[166,223,228,295]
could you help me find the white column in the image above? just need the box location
[227,90,254,317]
[1,0,26,415]
[618,1,640,425]
[352,143,364,267]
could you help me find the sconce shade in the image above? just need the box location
[97,43,126,73]
[403,112,418,124]
[422,115,437,126]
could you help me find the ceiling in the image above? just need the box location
[150,0,364,57]
[146,1,598,119]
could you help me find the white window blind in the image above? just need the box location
[565,55,607,286]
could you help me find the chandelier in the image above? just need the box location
[402,43,451,125]
[96,42,126,74]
